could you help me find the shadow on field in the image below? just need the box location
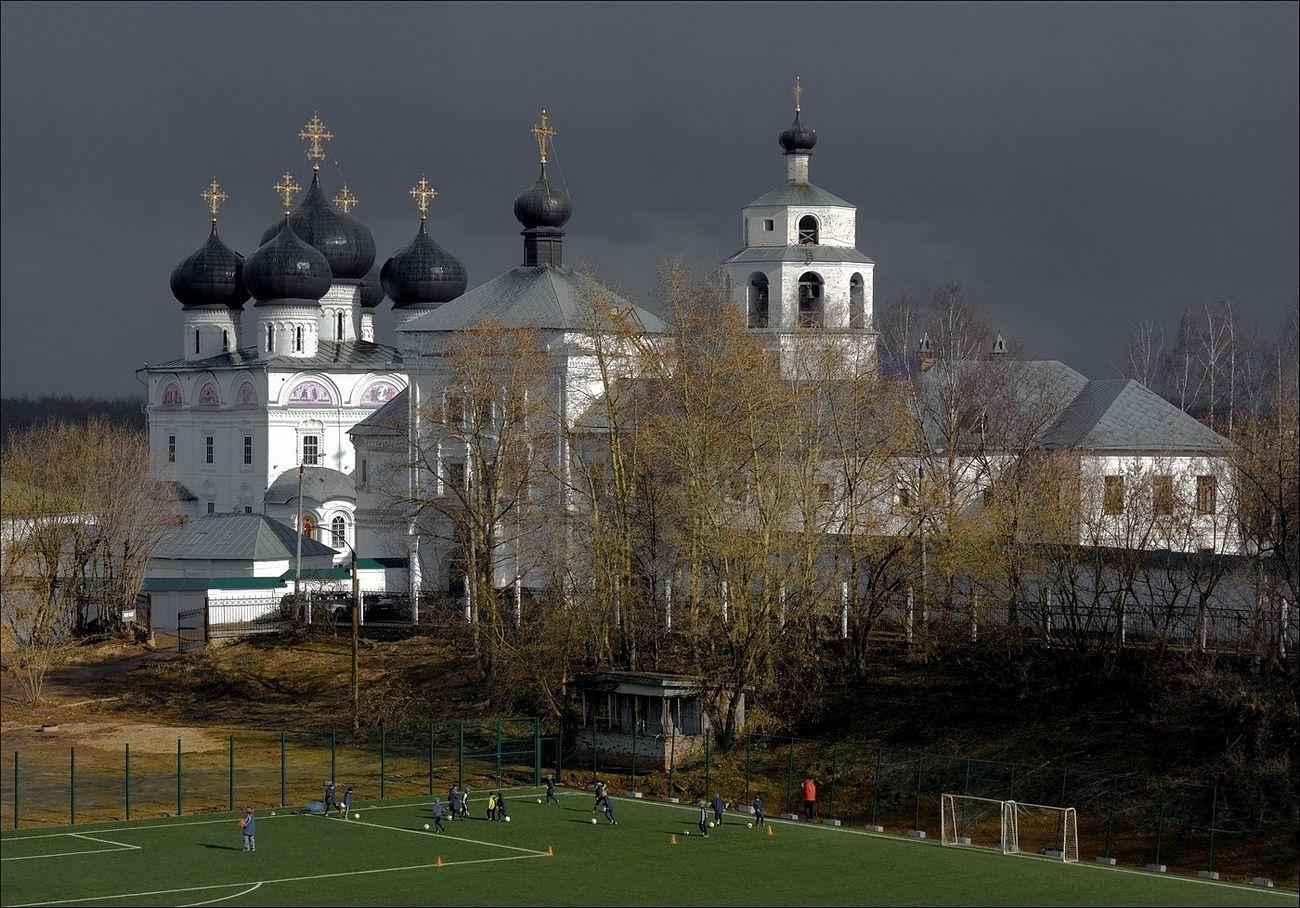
[199,844,243,851]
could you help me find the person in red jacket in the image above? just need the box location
[802,777,817,821]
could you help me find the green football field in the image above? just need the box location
[0,788,1292,907]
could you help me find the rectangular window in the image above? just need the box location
[1153,475,1174,516]
[361,458,368,486]
[205,435,214,465]
[243,505,253,514]
[302,435,320,466]
[817,482,832,503]
[445,461,466,494]
[897,483,911,509]
[476,397,494,431]
[168,435,176,463]
[243,435,253,466]
[446,394,466,430]
[1103,475,1124,515]
[206,501,215,514]
[762,219,774,231]
[1196,475,1217,514]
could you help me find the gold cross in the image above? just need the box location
[299,113,333,171]
[274,170,301,215]
[532,108,556,166]
[333,183,358,213]
[793,76,802,113]
[200,177,228,223]
[409,176,437,219]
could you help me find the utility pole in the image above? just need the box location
[350,540,359,732]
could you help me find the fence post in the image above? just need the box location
[829,743,837,822]
[631,729,637,792]
[667,724,676,795]
[963,758,972,795]
[703,727,710,798]
[12,751,18,830]
[125,743,131,822]
[1008,764,1016,801]
[495,719,502,784]
[1153,780,1167,868]
[558,714,565,780]
[457,721,465,789]
[429,722,436,798]
[380,722,387,801]
[70,747,76,826]
[228,735,235,812]
[913,754,923,833]
[786,738,795,816]
[176,738,183,816]
[745,734,752,806]
[1207,785,1218,874]
[330,730,337,785]
[533,717,541,786]
[279,732,286,808]
[870,747,882,828]
[1103,775,1117,859]
[592,721,598,780]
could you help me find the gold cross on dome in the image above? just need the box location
[333,183,358,213]
[532,108,556,166]
[200,177,228,223]
[299,114,333,171]
[793,76,803,113]
[409,176,437,219]
[274,170,301,215]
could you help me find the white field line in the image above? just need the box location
[329,813,548,855]
[1,833,140,862]
[177,882,262,907]
[13,853,547,906]
[555,790,1298,898]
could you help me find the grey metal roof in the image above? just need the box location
[350,387,409,437]
[1040,379,1233,453]
[265,467,355,505]
[744,181,854,209]
[144,340,403,373]
[722,246,875,266]
[399,264,671,334]
[152,513,338,561]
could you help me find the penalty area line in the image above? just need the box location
[13,852,548,906]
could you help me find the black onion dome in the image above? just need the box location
[358,264,385,309]
[243,217,332,304]
[380,221,468,308]
[513,168,572,230]
[170,224,249,309]
[258,173,375,280]
[779,110,817,155]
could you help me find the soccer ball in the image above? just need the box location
[424,824,430,830]
[505,816,511,823]
[271,811,276,816]
[353,813,360,819]
[747,822,753,829]
[591,818,598,825]
[708,821,715,828]
[537,798,542,804]
[685,830,690,836]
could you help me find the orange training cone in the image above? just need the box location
[767,825,774,837]
[670,834,678,845]
[546,845,554,856]
[435,856,443,868]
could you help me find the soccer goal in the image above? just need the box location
[941,794,1079,862]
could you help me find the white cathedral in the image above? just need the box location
[143,90,1237,603]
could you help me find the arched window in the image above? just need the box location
[797,272,824,328]
[222,329,229,352]
[300,515,316,541]
[849,274,865,329]
[331,515,346,547]
[294,325,304,352]
[798,215,819,245]
[748,273,769,328]
[194,330,201,355]
[266,325,275,353]
[336,312,344,340]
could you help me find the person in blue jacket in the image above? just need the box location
[432,798,445,833]
[240,807,256,852]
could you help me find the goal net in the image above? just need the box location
[941,794,1078,862]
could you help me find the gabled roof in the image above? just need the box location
[744,181,853,209]
[152,513,338,561]
[266,467,355,505]
[143,340,403,373]
[399,264,670,334]
[723,246,875,266]
[350,387,409,438]
[1040,379,1233,454]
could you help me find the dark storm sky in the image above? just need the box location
[2,2,1296,397]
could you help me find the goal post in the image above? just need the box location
[941,794,1078,862]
